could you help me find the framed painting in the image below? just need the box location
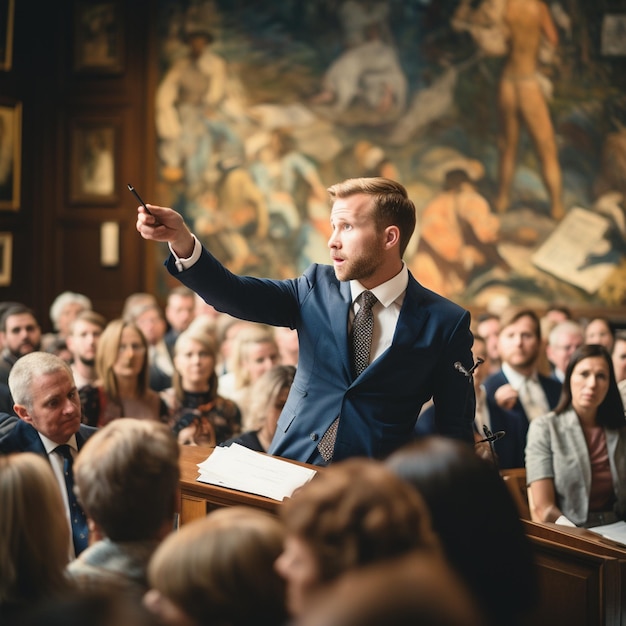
[0,100,21,211]
[74,1,124,74]
[0,0,14,71]
[0,232,12,286]
[69,120,118,204]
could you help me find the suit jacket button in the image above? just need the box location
[310,432,318,441]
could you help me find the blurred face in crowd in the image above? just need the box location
[570,356,610,418]
[471,337,488,388]
[15,368,81,444]
[477,317,500,364]
[114,326,146,380]
[2,313,41,359]
[275,535,321,617]
[166,294,196,334]
[497,315,540,374]
[135,307,166,346]
[612,338,626,383]
[67,319,103,367]
[174,338,215,390]
[243,340,280,383]
[585,319,613,351]
[57,302,87,338]
[547,329,583,376]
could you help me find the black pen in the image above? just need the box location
[127,183,154,217]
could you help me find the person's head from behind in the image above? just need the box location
[294,551,488,626]
[172,329,218,400]
[275,458,438,617]
[144,506,287,626]
[0,453,69,606]
[9,351,81,444]
[230,324,280,389]
[327,177,416,286]
[554,343,625,428]
[66,310,107,368]
[386,436,538,624]
[96,319,149,400]
[0,304,42,360]
[74,419,179,543]
[49,291,92,337]
[247,365,296,447]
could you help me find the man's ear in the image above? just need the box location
[14,404,32,423]
[384,225,400,250]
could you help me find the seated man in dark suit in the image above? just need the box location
[483,307,562,469]
[0,351,95,558]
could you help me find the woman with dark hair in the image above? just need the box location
[386,436,539,626]
[526,344,626,528]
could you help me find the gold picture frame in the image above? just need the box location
[74,1,124,74]
[0,232,13,286]
[0,0,14,72]
[0,100,21,211]
[69,120,119,205]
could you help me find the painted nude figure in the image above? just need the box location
[495,0,564,220]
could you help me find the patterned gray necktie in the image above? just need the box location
[350,290,378,376]
[318,291,378,463]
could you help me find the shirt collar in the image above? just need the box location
[502,362,538,390]
[40,432,78,455]
[349,262,408,308]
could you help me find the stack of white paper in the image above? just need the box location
[587,520,626,546]
[196,443,317,501]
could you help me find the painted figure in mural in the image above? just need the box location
[495,0,564,220]
[310,23,407,117]
[413,168,506,298]
[155,27,240,190]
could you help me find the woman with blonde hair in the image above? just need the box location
[144,506,287,626]
[0,452,71,623]
[161,328,241,446]
[95,319,167,425]
[218,323,280,429]
[222,364,295,452]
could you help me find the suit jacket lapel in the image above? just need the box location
[387,277,429,352]
[328,278,353,379]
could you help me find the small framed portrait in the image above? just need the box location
[74,1,124,74]
[0,232,12,286]
[0,0,14,72]
[0,100,21,211]
[69,121,118,204]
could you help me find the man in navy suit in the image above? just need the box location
[484,308,562,469]
[136,177,476,465]
[0,351,95,556]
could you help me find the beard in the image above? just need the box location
[334,247,384,283]
[79,356,96,367]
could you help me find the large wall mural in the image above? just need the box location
[154,0,626,311]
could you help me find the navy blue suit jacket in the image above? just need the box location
[483,370,562,469]
[0,419,96,456]
[167,246,476,465]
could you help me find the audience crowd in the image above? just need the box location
[1,289,626,624]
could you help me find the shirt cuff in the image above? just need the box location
[169,235,201,272]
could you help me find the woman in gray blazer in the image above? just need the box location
[526,344,626,527]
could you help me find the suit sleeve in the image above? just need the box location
[431,309,475,444]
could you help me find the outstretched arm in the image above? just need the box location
[135,204,195,258]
